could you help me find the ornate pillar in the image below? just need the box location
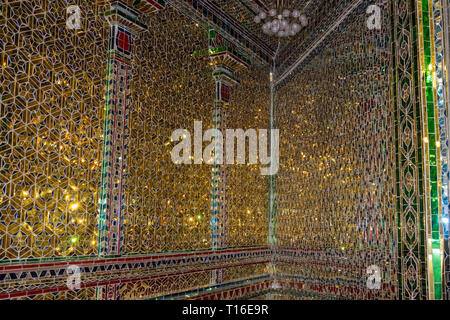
[97,0,164,300]
[207,29,249,284]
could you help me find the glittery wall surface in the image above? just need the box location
[274,1,398,299]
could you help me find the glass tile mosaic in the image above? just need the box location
[0,0,449,300]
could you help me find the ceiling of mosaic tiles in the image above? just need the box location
[203,0,358,70]
[208,0,318,50]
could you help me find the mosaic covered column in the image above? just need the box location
[98,0,163,299]
[207,29,250,284]
[268,69,279,288]
[268,71,278,247]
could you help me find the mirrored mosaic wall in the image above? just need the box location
[274,1,398,299]
[123,7,214,254]
[1,0,450,301]
[0,0,272,300]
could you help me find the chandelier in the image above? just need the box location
[254,0,308,37]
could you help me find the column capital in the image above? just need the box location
[104,1,147,32]
[208,29,250,84]
[104,0,165,33]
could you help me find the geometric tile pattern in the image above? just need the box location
[272,0,449,300]
[274,0,398,299]
[206,29,270,284]
[1,0,450,301]
[0,0,272,300]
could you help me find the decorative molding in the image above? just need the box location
[0,247,271,299]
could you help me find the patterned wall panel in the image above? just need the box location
[415,0,446,300]
[2,0,449,301]
[226,65,271,249]
[0,1,273,300]
[122,7,214,254]
[274,0,398,299]
[443,0,450,299]
[0,0,108,262]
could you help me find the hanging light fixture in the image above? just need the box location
[254,0,308,37]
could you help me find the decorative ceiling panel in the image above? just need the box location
[184,0,362,76]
